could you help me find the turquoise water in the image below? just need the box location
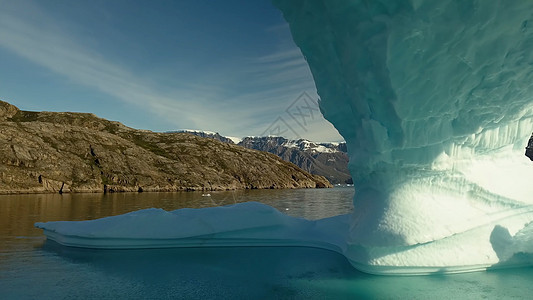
[2,188,533,299]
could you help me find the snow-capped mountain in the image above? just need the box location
[238,137,351,184]
[177,130,351,184]
[277,138,347,154]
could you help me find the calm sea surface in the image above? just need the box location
[1,187,533,299]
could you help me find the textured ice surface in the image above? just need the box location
[272,0,533,272]
[36,0,533,275]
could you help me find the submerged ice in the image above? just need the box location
[36,0,533,275]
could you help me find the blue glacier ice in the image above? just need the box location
[273,0,533,273]
[36,0,533,275]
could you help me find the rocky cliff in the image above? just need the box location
[0,100,331,194]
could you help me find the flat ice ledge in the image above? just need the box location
[35,202,350,254]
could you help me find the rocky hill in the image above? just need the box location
[0,100,331,194]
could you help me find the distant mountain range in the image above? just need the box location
[176,130,352,184]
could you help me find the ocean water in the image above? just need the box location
[1,187,533,299]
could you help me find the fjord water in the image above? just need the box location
[1,188,533,299]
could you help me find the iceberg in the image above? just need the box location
[272,0,533,273]
[36,0,533,275]
[35,202,350,252]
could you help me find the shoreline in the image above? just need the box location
[0,184,330,195]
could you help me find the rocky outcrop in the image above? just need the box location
[0,100,331,194]
[0,101,19,120]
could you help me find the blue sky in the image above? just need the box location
[0,0,342,142]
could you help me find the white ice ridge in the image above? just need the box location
[35,0,533,275]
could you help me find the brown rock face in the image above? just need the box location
[0,100,332,194]
[0,101,19,120]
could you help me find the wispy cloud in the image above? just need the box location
[0,4,342,141]
[0,9,210,128]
